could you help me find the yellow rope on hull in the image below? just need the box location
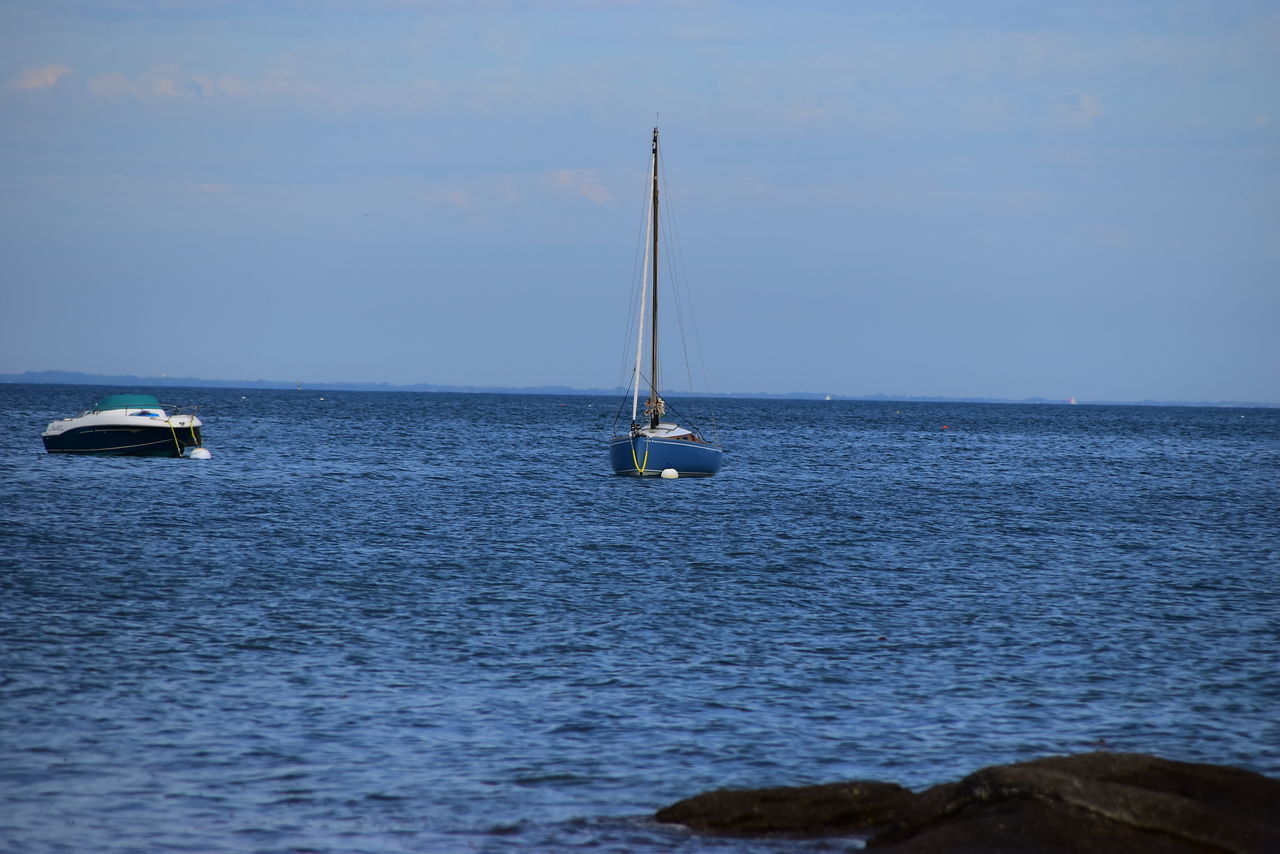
[630,438,650,475]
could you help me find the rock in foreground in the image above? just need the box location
[655,752,1280,853]
[654,780,914,836]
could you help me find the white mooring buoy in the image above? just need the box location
[187,447,212,460]
[661,468,678,479]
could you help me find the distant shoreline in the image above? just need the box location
[1,370,1274,409]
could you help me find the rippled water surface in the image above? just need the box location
[2,384,1278,852]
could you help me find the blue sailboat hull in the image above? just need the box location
[609,435,723,477]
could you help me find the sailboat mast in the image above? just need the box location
[630,134,655,425]
[648,126,660,429]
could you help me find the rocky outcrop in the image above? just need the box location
[654,780,915,836]
[655,752,1280,853]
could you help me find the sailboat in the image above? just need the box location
[609,127,723,477]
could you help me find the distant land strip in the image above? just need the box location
[1,370,1274,409]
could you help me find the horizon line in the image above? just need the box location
[2,370,1275,409]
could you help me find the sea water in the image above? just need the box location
[1,384,1277,853]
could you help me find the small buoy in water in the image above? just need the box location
[187,447,212,460]
[661,468,679,479]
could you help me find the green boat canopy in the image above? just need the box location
[94,394,162,411]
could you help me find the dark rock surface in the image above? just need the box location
[654,780,915,836]
[655,752,1280,853]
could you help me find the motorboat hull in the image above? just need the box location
[43,418,203,456]
[43,423,203,456]
[609,434,723,477]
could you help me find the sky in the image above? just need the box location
[2,0,1277,403]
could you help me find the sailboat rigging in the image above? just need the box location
[609,127,723,477]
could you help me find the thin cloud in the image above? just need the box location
[1053,92,1102,128]
[431,188,473,209]
[89,68,183,98]
[551,169,615,205]
[785,104,830,128]
[11,64,72,90]
[82,63,452,114]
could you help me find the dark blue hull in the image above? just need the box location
[609,435,723,477]
[43,425,203,457]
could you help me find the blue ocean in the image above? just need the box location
[2,383,1277,853]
